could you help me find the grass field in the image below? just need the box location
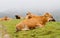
[0,19,60,38]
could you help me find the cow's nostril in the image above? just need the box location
[49,19,56,22]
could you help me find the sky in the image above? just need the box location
[0,0,60,12]
[0,0,60,21]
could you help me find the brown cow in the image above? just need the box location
[26,12,56,22]
[16,12,55,32]
[0,16,11,21]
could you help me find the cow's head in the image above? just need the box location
[44,12,56,22]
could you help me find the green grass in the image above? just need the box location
[0,19,60,38]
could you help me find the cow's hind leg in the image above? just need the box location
[36,24,44,28]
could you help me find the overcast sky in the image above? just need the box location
[0,0,60,12]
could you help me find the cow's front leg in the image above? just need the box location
[36,24,45,28]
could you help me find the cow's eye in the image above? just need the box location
[51,16,53,18]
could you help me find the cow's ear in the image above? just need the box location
[43,12,50,17]
[44,14,48,17]
[26,12,31,15]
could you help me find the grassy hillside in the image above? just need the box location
[0,19,60,38]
